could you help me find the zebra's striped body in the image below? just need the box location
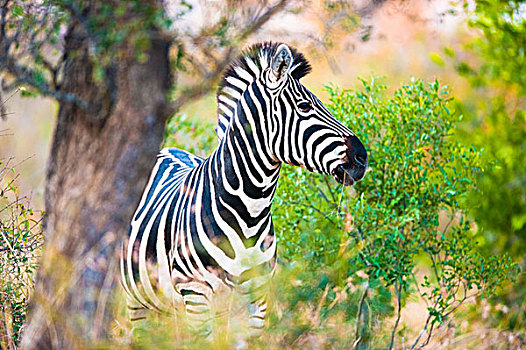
[121,42,367,337]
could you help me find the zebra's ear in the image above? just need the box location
[270,44,294,83]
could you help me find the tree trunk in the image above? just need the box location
[20,22,172,349]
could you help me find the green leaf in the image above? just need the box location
[429,52,445,67]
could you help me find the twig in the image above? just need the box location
[428,252,441,288]
[353,283,369,349]
[323,176,337,203]
[302,203,337,225]
[410,300,439,349]
[411,314,431,349]
[441,213,456,236]
[337,175,345,214]
[412,271,429,308]
[307,177,337,209]
[0,87,20,120]
[1,62,90,109]
[419,321,436,348]
[0,128,13,137]
[389,280,402,350]
[313,284,329,326]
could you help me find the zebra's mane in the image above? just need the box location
[215,42,312,141]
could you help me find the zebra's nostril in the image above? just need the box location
[354,154,367,168]
[345,135,367,168]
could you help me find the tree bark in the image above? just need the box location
[20,21,172,349]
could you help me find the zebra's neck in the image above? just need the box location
[210,85,281,234]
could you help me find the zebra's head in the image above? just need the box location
[216,42,367,185]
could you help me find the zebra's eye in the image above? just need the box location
[297,101,312,113]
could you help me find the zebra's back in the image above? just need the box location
[121,147,205,316]
[133,147,204,228]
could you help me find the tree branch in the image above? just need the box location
[1,57,89,108]
[0,1,90,109]
[168,0,289,114]
[389,280,402,350]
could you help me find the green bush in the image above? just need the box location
[267,78,516,348]
[0,158,43,347]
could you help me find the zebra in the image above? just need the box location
[120,42,368,339]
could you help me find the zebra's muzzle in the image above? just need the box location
[333,135,368,185]
[333,163,359,186]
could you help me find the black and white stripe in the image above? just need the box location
[121,42,367,338]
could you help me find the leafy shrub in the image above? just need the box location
[0,158,43,348]
[270,78,517,348]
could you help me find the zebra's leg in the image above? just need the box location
[235,271,271,338]
[125,297,155,340]
[247,296,267,337]
[230,296,267,350]
[181,289,214,339]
